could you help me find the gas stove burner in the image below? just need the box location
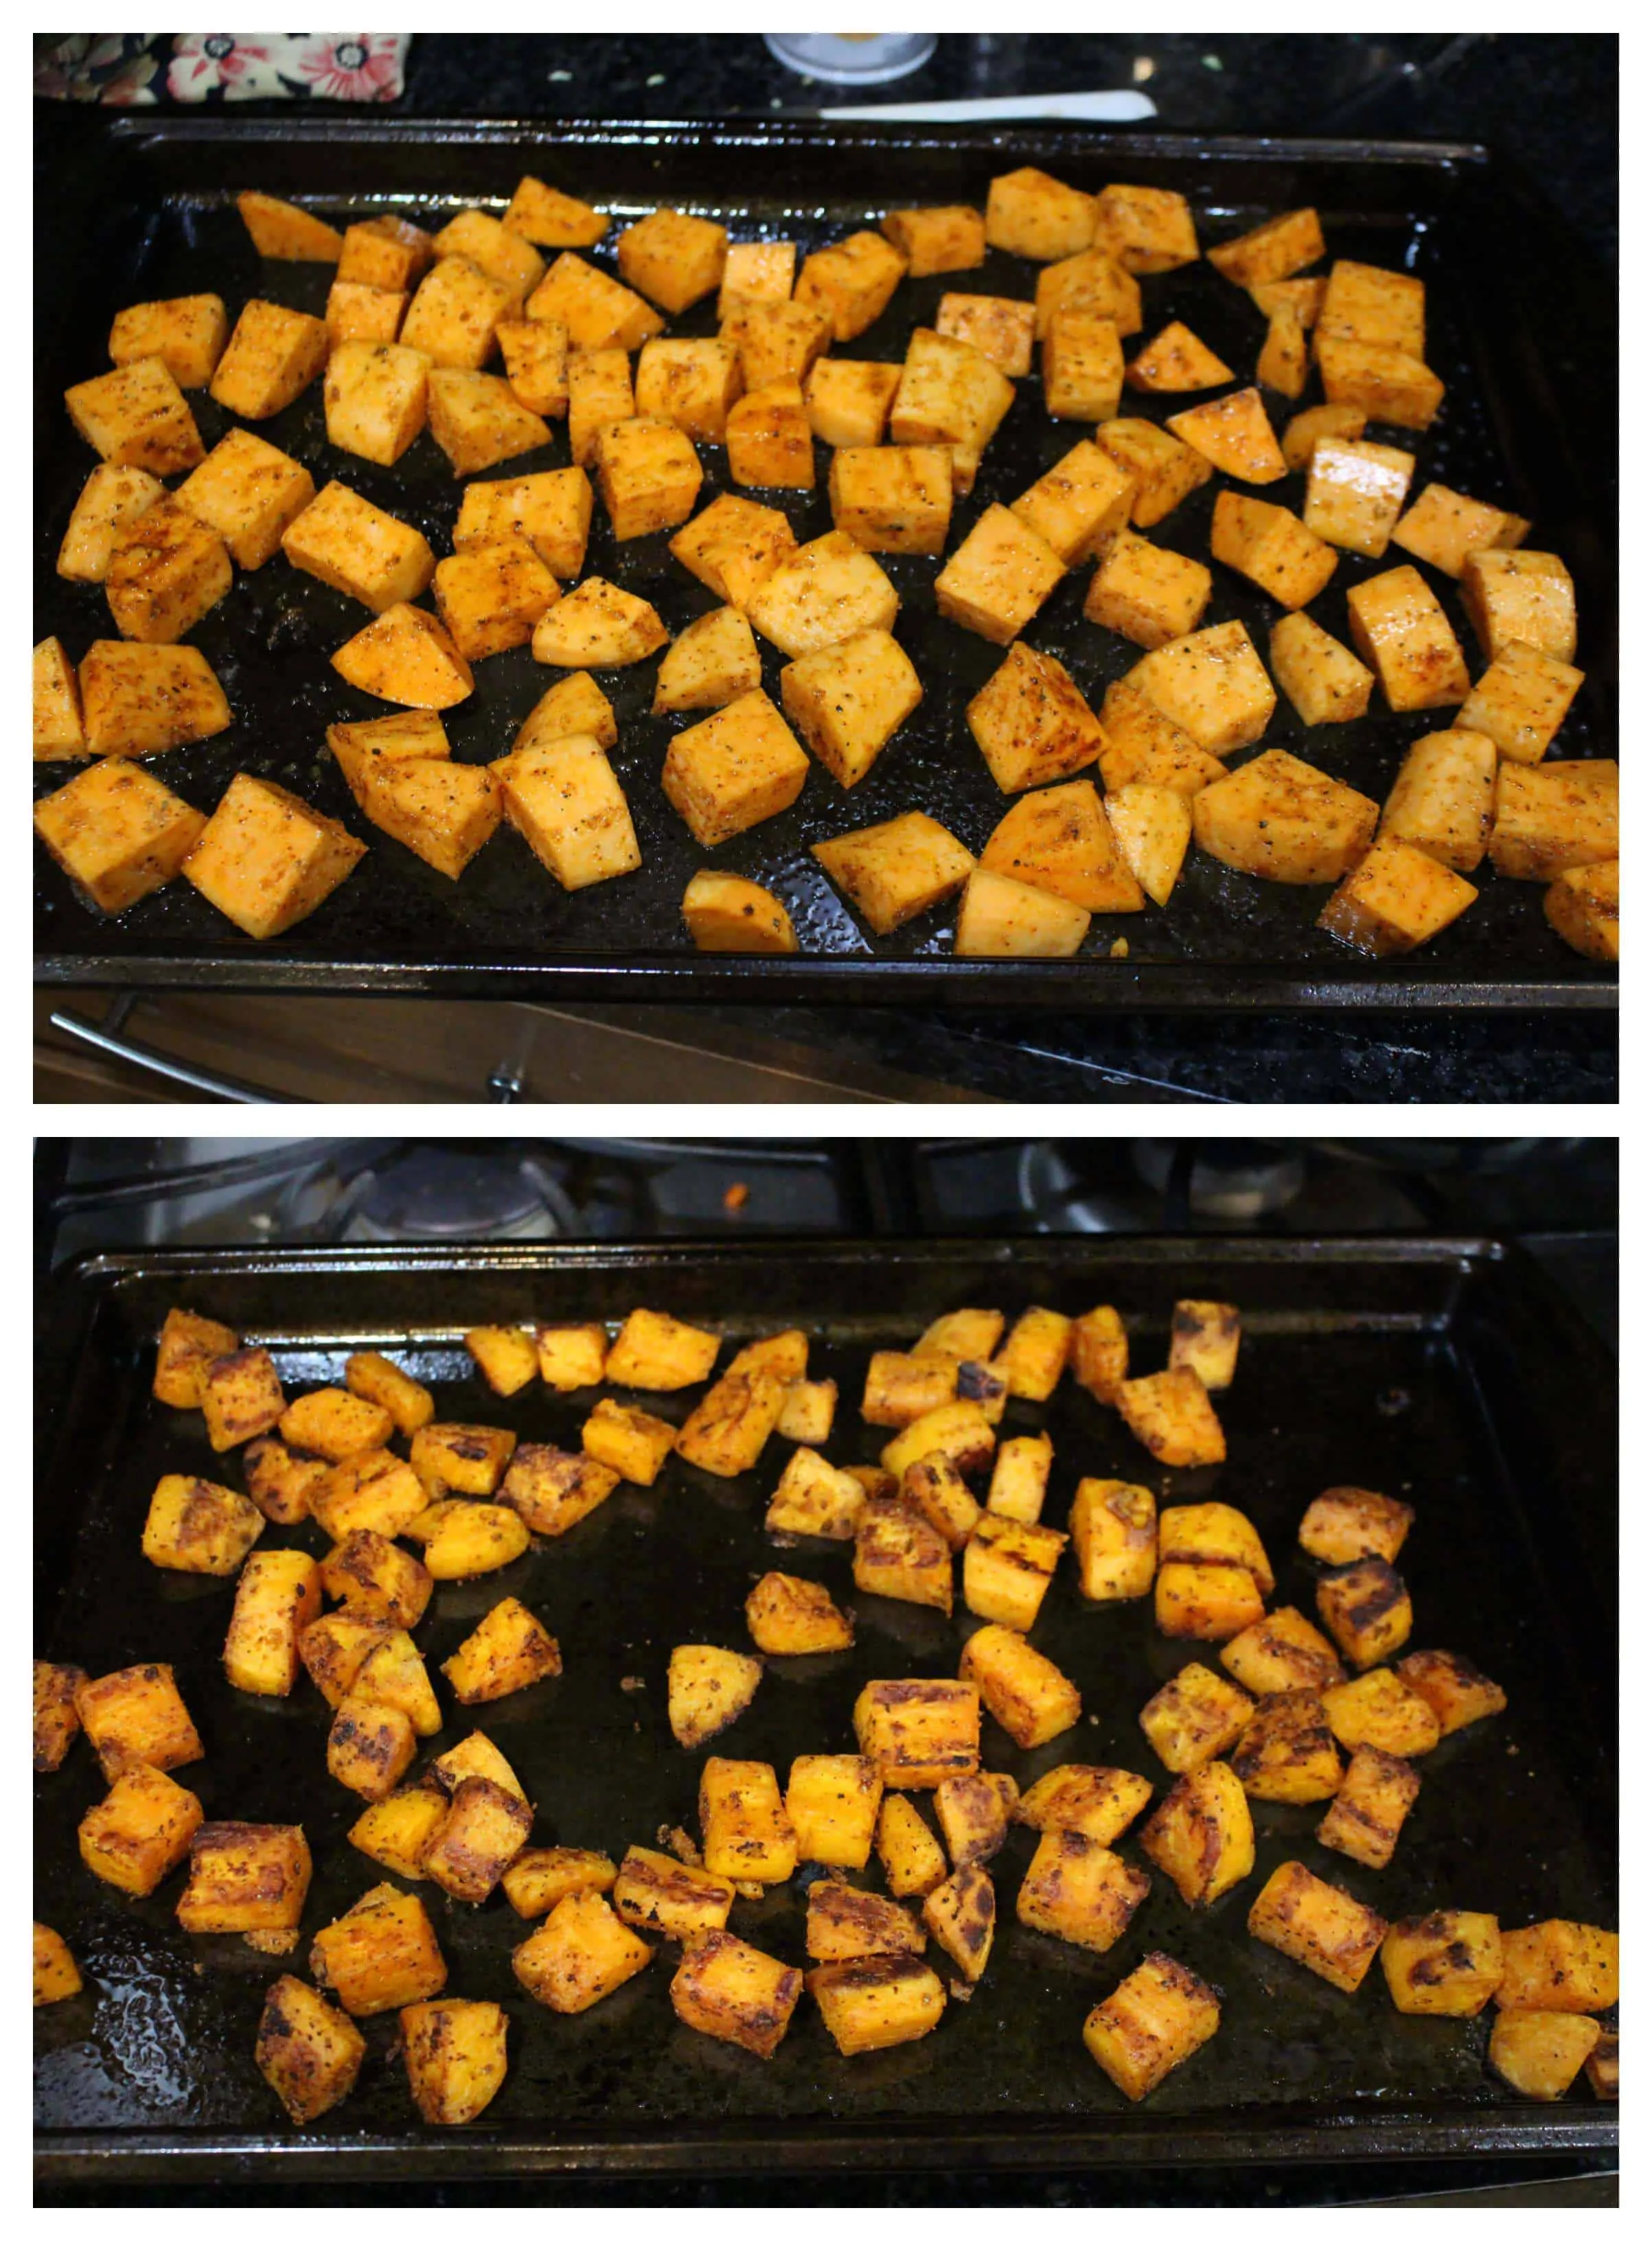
[277,1145,579,1244]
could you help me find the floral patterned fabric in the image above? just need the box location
[34,34,409,106]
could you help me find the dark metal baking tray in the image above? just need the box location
[34,114,1616,1013]
[34,1234,1617,2183]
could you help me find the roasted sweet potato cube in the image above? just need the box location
[347,1789,447,1881]
[670,1929,802,2058]
[604,1306,718,1390]
[718,239,796,321]
[1321,1669,1437,1760]
[961,1622,1080,1749]
[255,1975,365,2125]
[310,1884,447,2016]
[1316,1742,1421,1869]
[1231,1690,1343,1804]
[963,1514,1068,1631]
[297,1613,391,1708]
[900,1453,980,1550]
[613,1846,735,1938]
[1490,2010,1602,2100]
[1140,1662,1255,1774]
[1319,836,1478,957]
[32,1924,80,2007]
[409,1421,516,1497]
[500,1443,619,1536]
[932,1772,1018,1870]
[667,1644,763,1749]
[327,1694,417,1803]
[424,1732,527,1806]
[176,428,314,568]
[1011,437,1136,566]
[986,167,1096,261]
[459,1324,538,1397]
[1071,1478,1157,1602]
[209,299,328,418]
[1489,759,1618,882]
[854,1497,954,1613]
[936,291,1035,378]
[78,1765,203,1894]
[104,499,231,645]
[937,505,1064,645]
[352,1630,441,1739]
[1084,1952,1221,2102]
[1086,529,1213,647]
[1248,1861,1386,1993]
[339,215,435,292]
[457,468,593,579]
[1208,208,1324,288]
[58,465,165,584]
[422,1503,530,1581]
[728,1329,809,1383]
[1162,1302,1239,1393]
[1299,1486,1413,1566]
[855,1678,981,1790]
[875,1794,948,1896]
[399,255,513,369]
[1209,491,1336,610]
[224,1550,323,1696]
[809,1955,946,2055]
[766,1447,867,1540]
[1167,389,1287,485]
[777,1379,836,1443]
[503,176,608,249]
[34,758,208,911]
[986,1432,1054,1524]
[882,1397,999,1475]
[1316,1559,1414,1670]
[1380,1911,1504,2016]
[534,1324,610,1390]
[1138,1763,1254,1907]
[441,1598,561,1705]
[783,1754,882,1870]
[700,1757,797,1884]
[433,540,560,663]
[1394,1650,1507,1736]
[66,358,205,476]
[177,1821,311,1935]
[312,1451,427,1541]
[1257,304,1308,399]
[967,641,1105,792]
[676,1369,788,1478]
[400,1999,508,2125]
[141,1471,264,1574]
[501,1847,617,1919]
[795,229,906,341]
[583,1397,676,1485]
[331,604,474,710]
[746,1573,854,1657]
[513,1890,650,2014]
[1071,1308,1129,1405]
[1117,1368,1227,1469]
[34,1661,87,1774]
[280,1387,395,1462]
[1460,642,1584,767]
[1156,1562,1264,1643]
[1195,750,1379,886]
[423,1775,534,1902]
[1018,1831,1150,1957]
[1462,549,1576,664]
[1220,1607,1344,1697]
[1016,1765,1155,1846]
[1159,1502,1272,1594]
[1497,1920,1618,2014]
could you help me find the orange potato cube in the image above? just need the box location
[828,446,952,557]
[936,505,1064,645]
[794,231,906,341]
[104,498,231,645]
[65,358,205,476]
[1299,1485,1414,1566]
[661,689,810,848]
[338,215,435,292]
[209,299,328,419]
[427,367,551,477]
[512,1891,650,2014]
[566,347,635,468]
[881,205,986,276]
[1281,400,1368,471]
[1070,1305,1129,1404]
[635,336,742,443]
[1230,1689,1343,1804]
[1167,388,1287,484]
[960,1622,1080,1749]
[176,1820,312,1936]
[1117,1367,1227,1468]
[1011,437,1136,566]
[1316,1558,1414,1669]
[503,176,608,249]
[853,1677,981,1790]
[805,358,903,448]
[78,1765,203,1896]
[527,252,662,351]
[726,378,815,490]
[400,2000,507,2124]
[986,168,1097,262]
[1086,527,1212,646]
[1496,1921,1618,2014]
[1210,490,1337,610]
[1316,332,1443,431]
[1207,208,1324,288]
[1070,1477,1157,1602]
[967,641,1105,792]
[1247,1861,1387,1993]
[309,1883,448,2016]
[595,415,704,538]
[1489,2010,1602,2100]
[1083,1953,1221,2102]
[1316,1742,1421,1867]
[1094,183,1200,272]
[669,1931,801,2059]
[32,757,205,913]
[1018,1830,1150,1956]
[617,207,728,314]
[1193,749,1379,886]
[255,1975,367,2124]
[1319,836,1479,956]
[1257,305,1308,399]
[1392,481,1529,579]
[176,427,315,568]
[1461,549,1577,664]
[1489,759,1618,882]
[935,292,1036,378]
[237,191,344,262]
[717,238,796,321]
[1269,611,1376,727]
[1381,1911,1504,2017]
[201,1346,286,1449]
[1138,1762,1254,1906]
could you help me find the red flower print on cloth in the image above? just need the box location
[291,35,404,104]
[168,36,275,100]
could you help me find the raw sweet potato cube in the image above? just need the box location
[936,506,1064,645]
[1210,491,1336,610]
[531,578,666,669]
[935,292,1035,377]
[321,1530,432,1629]
[1320,837,1478,956]
[1316,1742,1421,1867]
[584,1397,675,1484]
[1247,1861,1386,1993]
[202,1347,286,1449]
[1194,749,1379,884]
[1230,1688,1342,1803]
[511,676,615,762]
[1316,1557,1414,1668]
[1140,1661,1255,1773]
[960,1622,1081,1749]
[104,499,231,645]
[1282,400,1368,471]
[724,298,832,392]
[110,293,229,389]
[746,529,899,658]
[78,1765,204,1894]
[780,627,923,789]
[1117,1366,1228,1467]
[1087,528,1213,646]
[805,358,902,448]
[1395,1649,1507,1736]
[595,415,704,538]
[1127,621,1277,756]
[255,1975,366,2124]
[1044,311,1125,422]
[1378,728,1498,871]
[671,1930,801,2059]
[1459,642,1583,766]
[209,299,328,419]
[528,251,663,349]
[176,428,314,571]
[1097,685,1223,798]
[566,348,635,466]
[503,176,608,249]
[238,190,343,262]
[1070,1477,1156,1601]
[682,869,798,952]
[65,358,205,475]
[1392,481,1528,578]
[400,2000,508,2124]
[502,1847,617,1919]
[653,606,762,715]
[1011,439,1134,569]
[400,256,513,369]
[617,207,728,314]
[1094,418,1210,529]
[1094,182,1200,271]
[1491,2011,1603,2100]
[968,642,1104,792]
[1299,1486,1414,1566]
[891,328,1015,491]
[986,167,1097,262]
[796,230,907,341]
[746,1572,854,1656]
[881,204,985,276]
[1127,320,1233,393]
[431,209,544,306]
[717,239,796,321]
[428,367,550,476]
[979,780,1144,912]
[324,280,406,349]
[177,1820,312,1935]
[1269,612,1375,726]
[1489,759,1617,880]
[284,481,435,614]
[58,462,165,584]
[671,491,796,610]
[635,336,742,442]
[765,1446,867,1540]
[1496,1920,1618,2014]
[829,445,952,555]
[339,216,435,292]
[662,689,809,847]
[224,1549,323,1694]
[514,1889,650,2014]
[1018,1830,1150,1956]
[1208,208,1324,288]
[34,758,207,913]
[433,538,559,661]
[1253,277,1327,327]
[1138,1762,1254,1906]
[725,378,815,490]
[1035,246,1142,338]
[1462,549,1576,664]
[1319,257,1426,354]
[495,317,569,417]
[1167,388,1287,484]
[184,773,366,937]
[813,811,976,934]
[1083,1953,1221,2102]
[1316,333,1443,431]
[854,1677,981,1789]
[853,1496,954,1613]
[1381,1912,1504,2016]
[1257,305,1308,399]
[1302,438,1416,558]
[321,340,431,466]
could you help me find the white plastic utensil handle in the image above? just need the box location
[817,89,1158,122]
